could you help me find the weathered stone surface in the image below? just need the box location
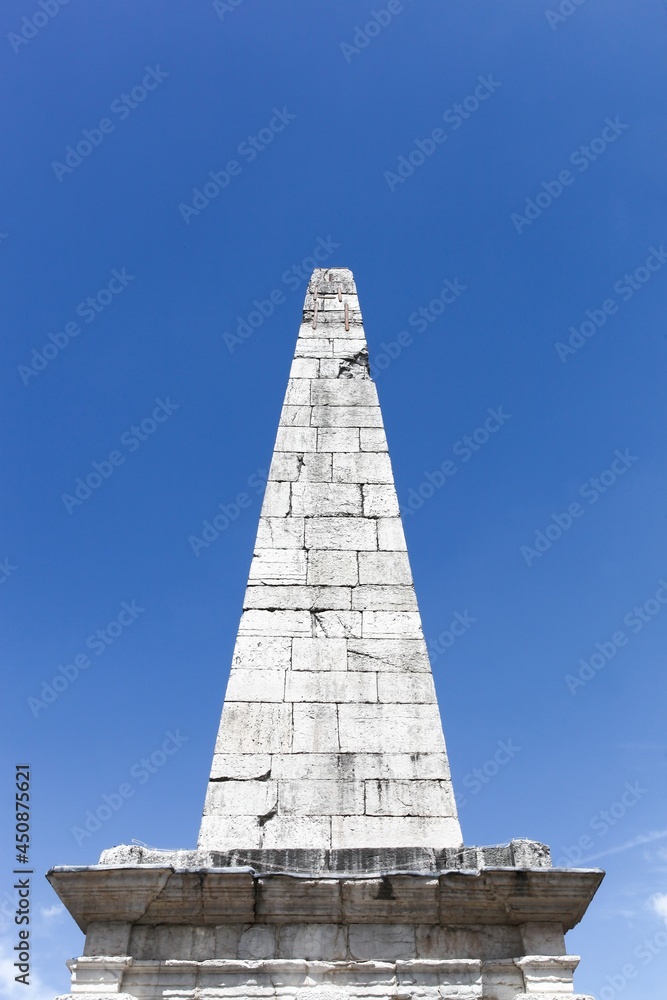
[291,637,348,671]
[307,550,358,586]
[248,549,307,585]
[358,551,412,584]
[255,516,304,548]
[225,669,286,702]
[285,671,376,703]
[291,482,362,516]
[305,516,377,550]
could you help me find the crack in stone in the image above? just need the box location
[338,348,369,380]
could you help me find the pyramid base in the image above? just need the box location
[48,841,602,1000]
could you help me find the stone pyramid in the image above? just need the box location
[199,267,462,853]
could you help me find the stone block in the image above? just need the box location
[307,550,359,586]
[359,551,412,585]
[277,923,347,960]
[348,922,416,961]
[347,638,430,672]
[289,358,319,378]
[343,876,439,923]
[292,637,348,671]
[364,779,454,816]
[215,702,292,753]
[362,484,400,517]
[313,611,362,637]
[377,516,408,550]
[332,814,461,849]
[376,672,436,703]
[338,703,446,753]
[260,815,332,850]
[310,380,378,406]
[224,668,286,702]
[279,779,365,815]
[268,453,301,482]
[232,636,291,670]
[271,753,351,780]
[203,780,278,817]
[238,609,312,636]
[305,517,377,551]
[318,357,347,378]
[333,338,367,357]
[351,585,418,611]
[248,549,307,585]
[238,924,276,960]
[318,427,360,452]
[259,481,291,516]
[333,453,393,483]
[295,337,333,357]
[256,875,342,921]
[519,922,567,956]
[283,379,312,405]
[198,813,261,850]
[244,585,352,611]
[292,703,339,752]
[209,753,272,780]
[280,404,312,427]
[360,427,388,451]
[312,405,383,427]
[362,611,423,638]
[275,426,318,452]
[255,516,305,548]
[84,922,131,957]
[300,453,333,482]
[285,671,376,703]
[292,482,362,516]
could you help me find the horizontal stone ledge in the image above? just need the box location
[48,857,603,933]
[80,956,483,973]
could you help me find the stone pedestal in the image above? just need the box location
[48,841,601,1000]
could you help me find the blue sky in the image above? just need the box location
[2,1,667,997]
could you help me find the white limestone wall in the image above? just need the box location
[199,269,461,851]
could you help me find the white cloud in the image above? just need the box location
[0,939,62,1000]
[649,892,667,926]
[39,906,63,921]
[582,828,667,862]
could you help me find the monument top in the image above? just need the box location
[198,267,462,854]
